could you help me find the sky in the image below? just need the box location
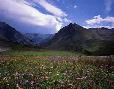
[0,0,114,34]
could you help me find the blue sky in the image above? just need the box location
[0,0,114,34]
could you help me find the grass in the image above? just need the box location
[0,50,81,56]
[0,50,114,89]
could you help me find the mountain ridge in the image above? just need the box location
[48,23,114,55]
[0,22,32,45]
[0,22,114,55]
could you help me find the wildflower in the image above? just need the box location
[30,73,33,76]
[45,76,49,80]
[69,83,73,86]
[16,83,19,87]
[3,77,7,80]
[57,73,59,75]
[30,80,34,86]
[63,73,66,75]
[76,76,87,80]
[88,80,94,87]
[16,84,22,89]
[25,80,29,85]
[50,66,53,68]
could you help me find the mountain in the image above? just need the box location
[0,22,32,45]
[48,23,114,55]
[25,33,54,45]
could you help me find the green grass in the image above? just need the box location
[1,50,82,56]
[0,55,114,89]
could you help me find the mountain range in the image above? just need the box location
[0,22,114,55]
[0,22,32,45]
[48,23,114,55]
[25,33,54,45]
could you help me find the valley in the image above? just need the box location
[1,0,114,88]
[0,22,114,89]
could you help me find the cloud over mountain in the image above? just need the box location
[85,15,114,28]
[0,0,69,33]
[0,0,113,33]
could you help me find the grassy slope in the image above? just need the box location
[1,50,82,56]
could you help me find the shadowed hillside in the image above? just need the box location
[48,23,114,55]
[0,22,32,45]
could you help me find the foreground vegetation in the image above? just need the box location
[1,50,80,56]
[0,50,114,89]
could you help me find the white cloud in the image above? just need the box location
[105,0,113,13]
[63,18,71,23]
[0,0,69,33]
[86,15,103,25]
[85,15,114,28]
[83,25,113,29]
[33,0,67,17]
[74,5,77,9]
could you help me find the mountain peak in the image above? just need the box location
[48,23,114,55]
[58,23,84,34]
[68,23,84,29]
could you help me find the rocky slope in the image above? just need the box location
[25,33,54,45]
[0,22,32,45]
[48,23,114,55]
